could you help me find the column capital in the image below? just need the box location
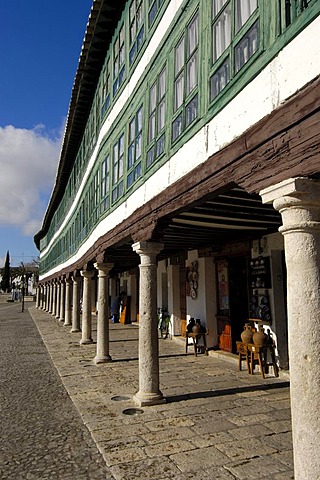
[94,262,114,275]
[80,269,95,279]
[260,177,320,235]
[132,241,164,256]
[260,177,320,206]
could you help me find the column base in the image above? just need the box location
[70,328,81,333]
[80,338,94,345]
[94,355,112,364]
[133,391,166,407]
[64,321,72,327]
[59,318,65,323]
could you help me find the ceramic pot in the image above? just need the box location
[192,323,201,334]
[253,326,268,346]
[241,323,253,344]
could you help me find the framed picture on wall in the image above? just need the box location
[217,260,229,315]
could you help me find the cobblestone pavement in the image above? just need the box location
[0,302,114,480]
[1,297,294,479]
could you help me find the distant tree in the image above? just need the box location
[1,251,11,292]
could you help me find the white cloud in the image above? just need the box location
[0,124,63,236]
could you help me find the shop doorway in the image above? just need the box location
[216,256,249,353]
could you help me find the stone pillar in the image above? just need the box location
[42,285,47,310]
[36,286,41,308]
[132,241,165,406]
[51,281,57,317]
[80,269,94,344]
[48,282,53,313]
[71,274,81,333]
[59,279,65,323]
[64,277,72,327]
[93,262,114,363]
[260,177,320,480]
[55,280,61,319]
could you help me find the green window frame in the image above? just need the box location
[210,0,259,102]
[101,58,111,117]
[147,66,166,167]
[100,153,110,213]
[113,25,125,96]
[112,134,124,203]
[129,0,145,65]
[278,0,316,33]
[172,11,199,143]
[127,105,143,188]
[148,0,165,27]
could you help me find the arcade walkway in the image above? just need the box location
[28,306,293,479]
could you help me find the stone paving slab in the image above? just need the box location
[29,307,294,479]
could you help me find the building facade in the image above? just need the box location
[35,1,320,478]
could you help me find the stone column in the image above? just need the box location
[36,286,41,308]
[42,285,47,310]
[48,282,53,313]
[51,281,57,317]
[93,262,113,364]
[260,177,320,480]
[55,280,61,319]
[71,274,81,333]
[64,277,72,327]
[59,279,65,323]
[80,269,94,344]
[132,241,165,406]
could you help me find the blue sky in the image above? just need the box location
[0,0,93,267]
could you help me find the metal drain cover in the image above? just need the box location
[122,408,144,416]
[111,395,130,402]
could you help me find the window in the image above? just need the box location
[210,0,258,102]
[101,59,111,117]
[113,25,125,96]
[127,106,143,187]
[147,67,166,167]
[148,0,165,26]
[172,12,199,142]
[129,0,145,65]
[112,134,124,203]
[278,0,315,33]
[100,154,110,213]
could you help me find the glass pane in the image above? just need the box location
[158,99,165,131]
[130,2,135,22]
[212,4,231,62]
[186,52,197,94]
[148,113,156,142]
[137,107,143,131]
[136,133,142,158]
[235,0,257,32]
[188,14,198,56]
[150,83,157,112]
[147,146,155,166]
[130,22,136,43]
[235,21,259,72]
[210,57,230,100]
[175,37,185,74]
[128,143,135,167]
[129,119,135,142]
[137,2,143,26]
[174,73,184,111]
[119,156,124,177]
[119,134,124,155]
[137,25,144,50]
[156,134,165,156]
[212,0,228,17]
[186,94,198,127]
[159,68,166,98]
[127,172,134,187]
[149,1,157,25]
[172,114,183,141]
[119,26,124,45]
[135,162,142,180]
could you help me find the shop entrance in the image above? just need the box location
[216,256,249,353]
